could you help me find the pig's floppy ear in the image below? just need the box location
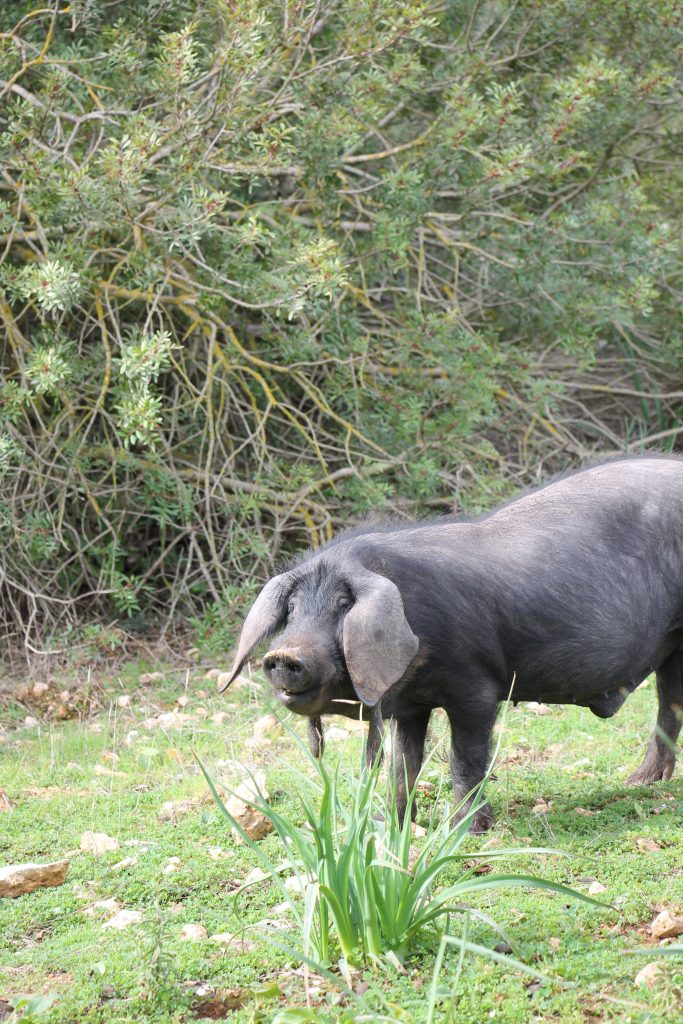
[343,572,419,706]
[217,572,292,693]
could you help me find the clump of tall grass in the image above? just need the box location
[199,732,607,976]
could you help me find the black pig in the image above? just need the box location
[219,456,683,831]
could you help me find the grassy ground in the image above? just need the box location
[0,663,681,1023]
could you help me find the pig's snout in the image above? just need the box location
[263,649,312,695]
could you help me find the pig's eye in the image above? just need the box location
[287,598,296,616]
[338,597,352,612]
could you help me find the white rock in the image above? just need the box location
[138,672,164,683]
[588,881,607,895]
[162,857,183,875]
[0,860,70,898]
[634,962,662,988]
[206,846,229,860]
[651,909,683,939]
[180,923,208,941]
[253,714,280,738]
[111,857,138,872]
[102,909,143,930]
[31,682,49,697]
[116,695,131,708]
[83,897,121,917]
[325,727,350,741]
[205,668,221,680]
[80,831,120,856]
[24,716,39,728]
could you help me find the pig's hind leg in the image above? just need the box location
[626,648,683,785]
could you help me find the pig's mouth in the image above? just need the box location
[277,683,324,712]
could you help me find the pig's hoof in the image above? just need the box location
[625,756,675,786]
[470,805,494,834]
[453,802,493,833]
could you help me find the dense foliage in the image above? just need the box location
[1,0,682,650]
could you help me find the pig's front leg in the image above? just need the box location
[446,695,497,833]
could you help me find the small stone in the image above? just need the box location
[253,714,280,738]
[636,838,661,852]
[124,730,140,746]
[111,857,137,872]
[194,706,208,719]
[162,857,183,875]
[24,716,39,728]
[588,881,607,895]
[176,695,190,707]
[0,860,70,898]
[411,822,427,837]
[325,727,350,741]
[59,689,71,701]
[31,682,49,697]
[244,867,267,885]
[634,962,662,988]
[116,695,131,708]
[204,669,221,680]
[102,909,142,930]
[83,897,121,918]
[180,923,208,941]
[206,846,229,860]
[138,672,164,683]
[158,799,202,821]
[531,799,552,815]
[80,831,120,856]
[209,932,257,952]
[93,765,125,778]
[651,909,683,939]
[210,712,230,725]
[196,689,208,698]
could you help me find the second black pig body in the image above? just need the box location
[221,456,683,831]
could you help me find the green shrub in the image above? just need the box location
[1,1,682,646]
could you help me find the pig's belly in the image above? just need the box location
[505,627,683,702]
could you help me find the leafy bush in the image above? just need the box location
[1,1,682,648]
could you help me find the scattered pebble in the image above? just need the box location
[162,857,183,876]
[111,857,138,872]
[651,909,683,940]
[180,924,208,941]
[325,727,350,741]
[210,712,230,725]
[253,714,280,738]
[31,682,49,697]
[634,962,662,988]
[636,838,661,852]
[83,897,121,918]
[588,881,607,895]
[102,909,143,930]
[80,832,120,856]
[24,716,39,728]
[116,695,131,709]
[204,669,221,680]
[138,672,164,683]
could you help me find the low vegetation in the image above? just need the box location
[1,665,681,1022]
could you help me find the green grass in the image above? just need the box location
[1,667,681,1023]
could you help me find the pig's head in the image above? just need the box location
[218,559,419,715]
